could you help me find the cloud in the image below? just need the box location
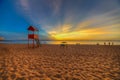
[15,0,30,15]
[0,31,27,40]
[50,0,62,15]
[62,24,72,32]
[49,10,120,40]
[75,8,120,30]
[20,0,29,11]
[14,0,120,40]
[48,24,72,35]
[51,26,120,40]
[87,0,120,16]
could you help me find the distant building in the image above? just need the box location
[0,37,4,40]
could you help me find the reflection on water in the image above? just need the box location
[48,40,120,45]
[0,40,120,45]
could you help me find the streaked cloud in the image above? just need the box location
[1,0,120,40]
[0,31,27,40]
[50,0,62,15]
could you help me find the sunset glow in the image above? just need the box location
[0,0,120,40]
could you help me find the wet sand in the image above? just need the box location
[0,44,120,80]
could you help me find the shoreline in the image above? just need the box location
[0,40,120,45]
[0,43,120,46]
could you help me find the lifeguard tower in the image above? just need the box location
[28,26,40,48]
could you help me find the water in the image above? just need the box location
[0,40,120,45]
[48,40,120,45]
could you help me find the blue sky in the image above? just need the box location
[0,0,120,40]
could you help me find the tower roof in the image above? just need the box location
[28,26,39,31]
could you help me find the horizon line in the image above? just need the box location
[1,40,120,41]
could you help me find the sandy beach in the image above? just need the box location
[0,44,120,80]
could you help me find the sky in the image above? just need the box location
[0,0,120,40]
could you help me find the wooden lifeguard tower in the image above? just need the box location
[28,26,40,48]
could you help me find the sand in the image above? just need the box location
[0,44,120,80]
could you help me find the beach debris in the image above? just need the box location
[112,42,114,45]
[104,42,106,45]
[96,43,99,45]
[60,42,67,47]
[76,43,80,45]
[108,42,110,45]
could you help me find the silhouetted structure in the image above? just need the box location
[108,42,110,46]
[104,42,106,45]
[28,26,40,48]
[112,42,114,45]
[96,43,99,45]
[76,43,80,45]
[60,42,67,47]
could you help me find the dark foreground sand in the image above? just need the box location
[0,44,120,80]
